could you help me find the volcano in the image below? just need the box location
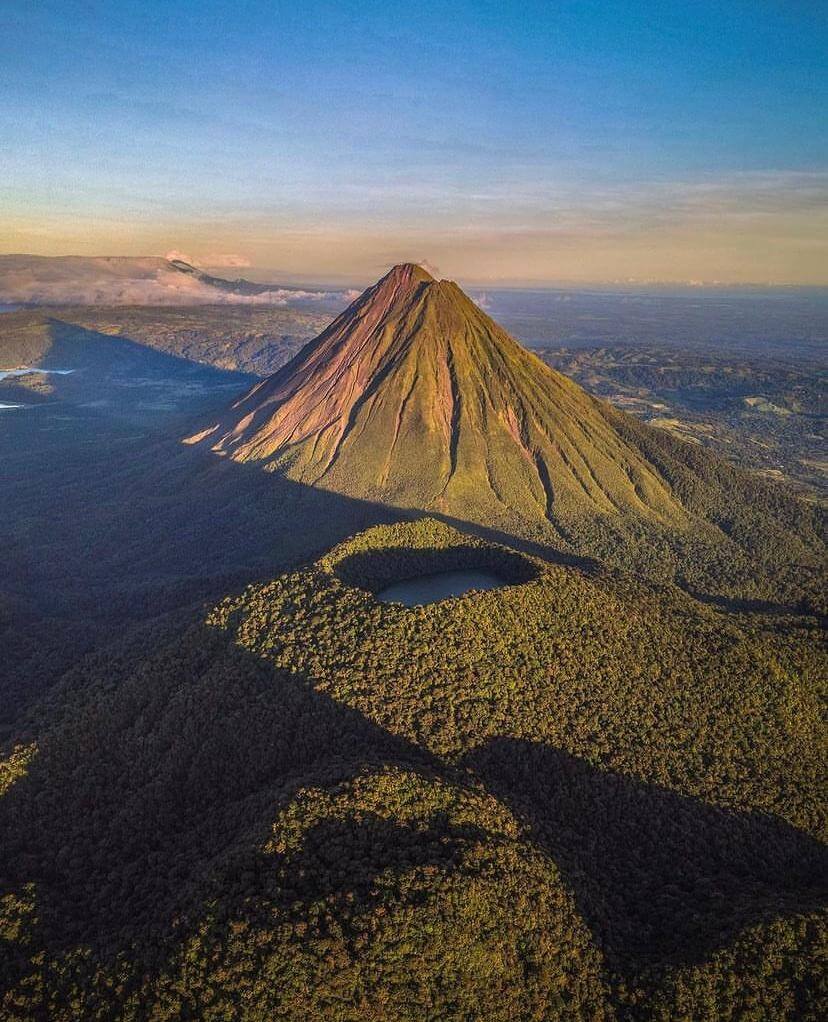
[190,264,683,521]
[188,263,824,602]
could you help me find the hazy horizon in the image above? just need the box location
[3,2,827,286]
[3,252,828,293]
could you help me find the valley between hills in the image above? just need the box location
[0,266,825,1021]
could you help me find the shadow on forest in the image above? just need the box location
[269,813,485,911]
[3,321,825,996]
[0,357,403,724]
[431,511,601,572]
[30,318,254,412]
[463,739,828,974]
[677,582,821,620]
[3,645,825,985]
[1,320,587,726]
[0,622,443,970]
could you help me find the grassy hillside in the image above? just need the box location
[193,264,826,609]
[1,520,824,1020]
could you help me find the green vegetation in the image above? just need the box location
[1,520,824,1020]
[539,344,827,504]
[225,520,826,825]
[1,269,825,1019]
[195,264,826,608]
[2,273,824,614]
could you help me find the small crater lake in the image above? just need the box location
[376,569,506,607]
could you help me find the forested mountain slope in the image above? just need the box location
[190,264,826,608]
[1,520,824,1020]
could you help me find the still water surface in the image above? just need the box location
[376,569,505,606]
[0,367,74,381]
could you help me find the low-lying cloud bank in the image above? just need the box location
[164,249,252,269]
[0,256,353,307]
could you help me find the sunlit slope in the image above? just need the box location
[191,265,825,605]
[197,263,683,524]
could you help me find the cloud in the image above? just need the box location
[417,259,441,279]
[0,255,355,307]
[6,169,826,286]
[164,249,196,265]
[499,171,828,238]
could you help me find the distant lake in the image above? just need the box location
[377,569,506,606]
[0,367,74,381]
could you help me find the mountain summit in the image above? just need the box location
[188,263,824,602]
[191,263,681,522]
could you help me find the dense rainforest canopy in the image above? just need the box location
[1,519,825,1021]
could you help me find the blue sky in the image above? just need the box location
[2,1,826,283]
